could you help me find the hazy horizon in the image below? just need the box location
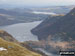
[0,0,75,8]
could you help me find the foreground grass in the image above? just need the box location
[0,38,42,56]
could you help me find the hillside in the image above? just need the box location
[0,6,74,26]
[0,38,42,56]
[0,30,47,56]
[0,30,17,42]
[0,9,48,26]
[31,8,75,54]
[31,15,63,40]
[31,8,75,41]
[0,15,20,26]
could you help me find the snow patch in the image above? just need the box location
[0,47,7,51]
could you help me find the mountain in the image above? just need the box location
[31,8,75,54]
[31,8,75,41]
[0,38,42,56]
[0,6,74,26]
[31,15,64,40]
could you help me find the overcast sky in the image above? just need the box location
[0,0,75,7]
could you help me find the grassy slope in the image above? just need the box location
[0,38,42,56]
[0,30,18,42]
[0,30,45,56]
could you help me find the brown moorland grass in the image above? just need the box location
[0,38,42,56]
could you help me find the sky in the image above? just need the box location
[0,0,75,7]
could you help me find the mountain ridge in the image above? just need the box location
[31,7,75,54]
[31,8,75,41]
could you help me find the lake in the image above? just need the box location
[0,21,42,42]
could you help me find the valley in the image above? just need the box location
[0,6,74,26]
[0,5,75,56]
